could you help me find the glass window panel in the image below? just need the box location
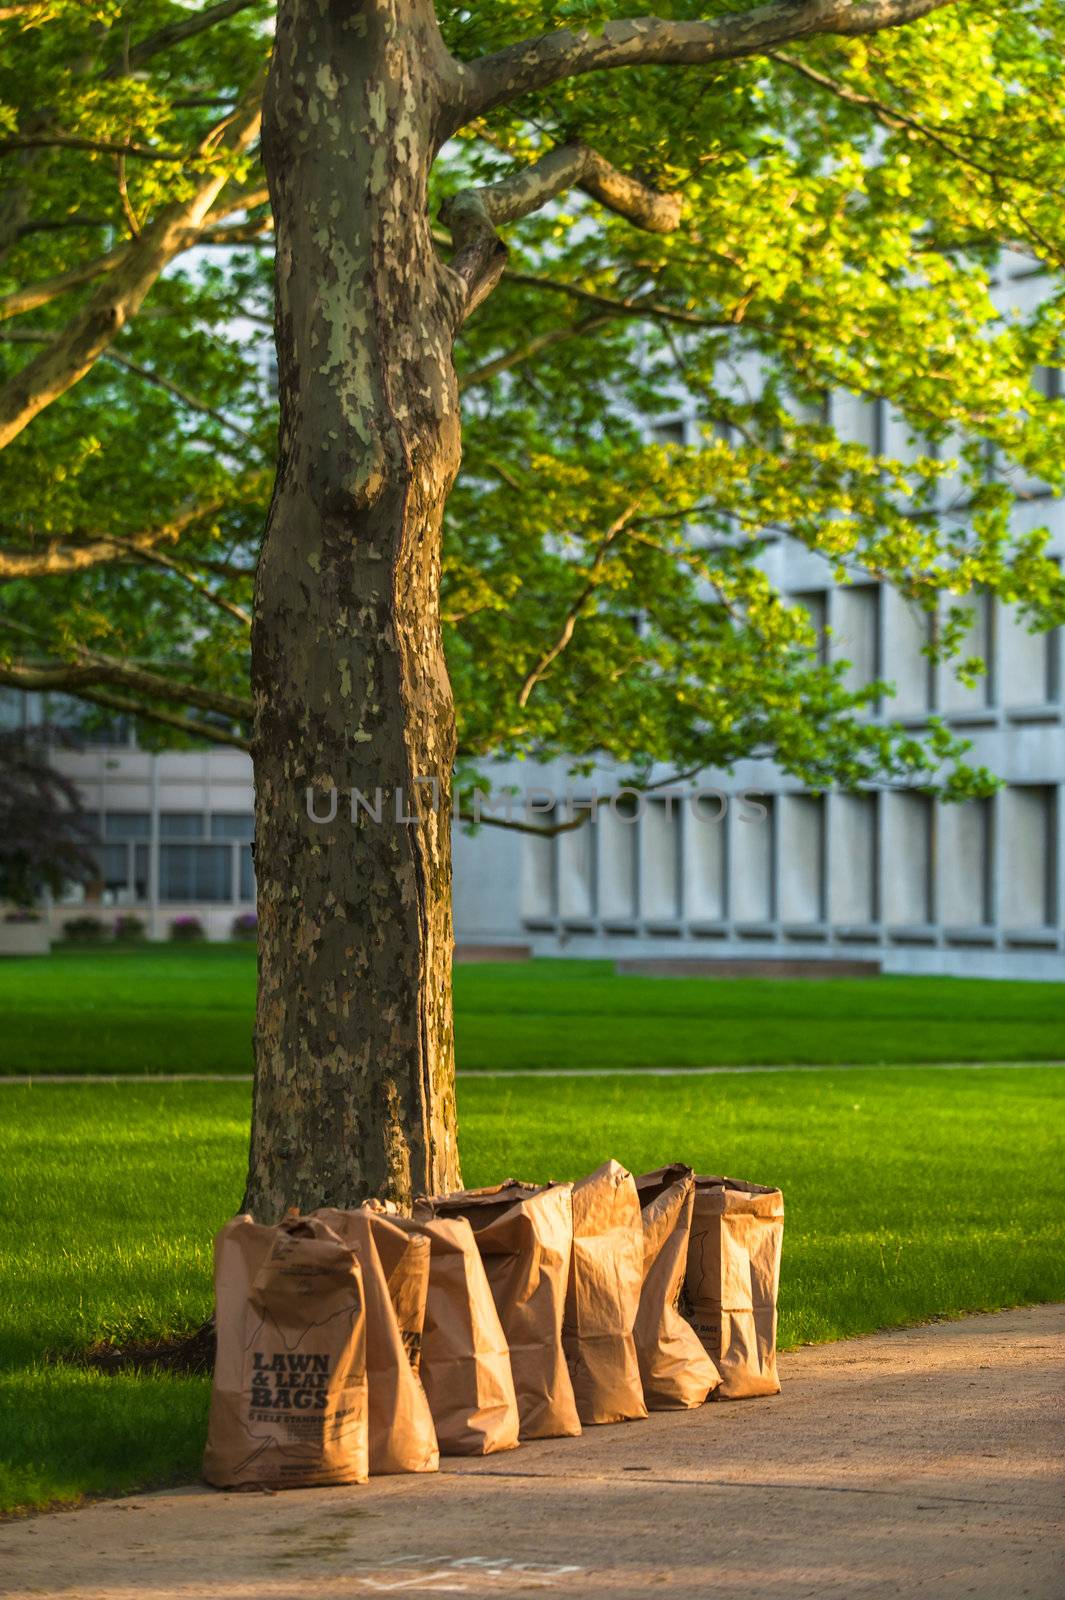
[732,796,774,922]
[159,844,232,902]
[1002,787,1055,927]
[779,795,823,922]
[831,586,879,694]
[240,844,255,902]
[133,843,150,901]
[521,809,556,920]
[883,793,933,925]
[599,804,638,920]
[559,812,595,920]
[830,794,877,924]
[998,602,1051,707]
[98,843,130,893]
[160,812,205,838]
[793,592,828,665]
[103,811,151,840]
[210,813,255,841]
[641,798,680,920]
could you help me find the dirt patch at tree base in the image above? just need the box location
[76,1320,215,1377]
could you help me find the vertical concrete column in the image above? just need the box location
[148,753,160,940]
[989,785,1004,944]
[1049,777,1055,934]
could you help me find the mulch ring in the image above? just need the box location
[74,1320,216,1376]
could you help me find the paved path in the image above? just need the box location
[2,1061,1064,1084]
[4,1304,1063,1600]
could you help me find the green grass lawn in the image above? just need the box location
[2,944,1064,1073]
[2,1067,1064,1514]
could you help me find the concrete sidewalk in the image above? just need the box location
[5,1305,1063,1600]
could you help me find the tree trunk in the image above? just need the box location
[244,0,465,1220]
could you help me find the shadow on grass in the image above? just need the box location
[0,1365,210,1516]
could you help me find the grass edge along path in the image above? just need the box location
[2,1065,1064,1515]
[2,948,1064,1074]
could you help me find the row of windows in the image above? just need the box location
[72,833,254,908]
[92,811,255,841]
[523,787,1059,935]
[68,812,257,907]
[794,586,1060,714]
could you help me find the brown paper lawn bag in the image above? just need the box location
[417,1180,582,1441]
[312,1208,439,1475]
[633,1166,719,1409]
[683,1175,784,1399]
[203,1213,369,1490]
[391,1214,521,1455]
[563,1160,648,1425]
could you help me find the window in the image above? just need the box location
[103,812,150,839]
[160,812,205,838]
[831,586,880,694]
[882,590,932,714]
[1033,367,1061,402]
[882,793,933,926]
[792,591,828,666]
[829,794,877,924]
[779,795,824,923]
[599,797,639,921]
[998,600,1053,708]
[93,837,148,905]
[1001,787,1056,927]
[210,813,255,841]
[99,844,131,897]
[239,845,255,903]
[731,795,774,923]
[159,844,232,902]
[939,799,991,926]
[521,808,557,922]
[133,844,149,901]
[939,593,990,714]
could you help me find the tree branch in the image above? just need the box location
[769,50,1065,203]
[0,497,229,580]
[111,537,252,627]
[459,313,615,391]
[104,349,255,442]
[0,327,257,441]
[0,244,129,324]
[517,501,642,708]
[0,654,251,723]
[502,267,737,329]
[0,133,185,162]
[453,797,592,837]
[204,184,270,225]
[63,686,252,752]
[442,141,681,320]
[99,0,265,81]
[0,69,264,452]
[199,215,272,246]
[454,0,960,126]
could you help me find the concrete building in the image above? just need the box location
[15,531,1063,981]
[8,258,1062,979]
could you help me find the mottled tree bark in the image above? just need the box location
[245,0,465,1218]
[243,0,957,1220]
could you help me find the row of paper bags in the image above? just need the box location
[203,1161,783,1490]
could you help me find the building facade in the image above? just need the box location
[17,565,1064,984]
[8,261,1061,979]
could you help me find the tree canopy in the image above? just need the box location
[1,0,1063,804]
